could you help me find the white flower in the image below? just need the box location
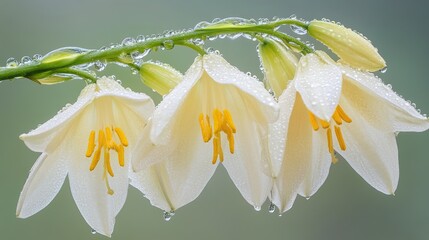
[131,53,279,212]
[17,76,155,237]
[271,51,429,213]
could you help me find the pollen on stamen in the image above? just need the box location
[327,128,334,154]
[308,111,320,131]
[104,149,114,177]
[115,127,128,146]
[85,130,96,157]
[332,111,343,125]
[334,126,347,150]
[337,105,352,123]
[223,110,236,133]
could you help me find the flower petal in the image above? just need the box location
[203,53,278,122]
[16,151,68,218]
[131,123,216,211]
[295,53,343,121]
[342,66,429,132]
[150,57,203,144]
[272,92,330,212]
[67,103,129,237]
[336,96,399,194]
[222,112,273,209]
[20,84,96,152]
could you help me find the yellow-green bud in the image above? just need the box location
[258,38,298,97]
[27,72,72,85]
[308,20,386,72]
[41,47,87,65]
[139,61,183,95]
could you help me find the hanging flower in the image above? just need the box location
[17,76,155,237]
[130,53,279,212]
[271,51,429,213]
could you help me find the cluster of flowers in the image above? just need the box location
[16,20,429,237]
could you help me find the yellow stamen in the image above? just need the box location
[201,109,235,164]
[223,110,236,133]
[115,127,129,147]
[334,126,347,151]
[199,113,212,142]
[85,130,96,157]
[337,105,352,123]
[85,126,129,195]
[308,111,320,131]
[90,148,102,171]
[213,109,223,134]
[321,120,330,129]
[332,111,343,125]
[105,127,114,149]
[117,144,125,167]
[327,128,334,154]
[104,149,114,177]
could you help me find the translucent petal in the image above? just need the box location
[295,53,343,120]
[336,96,399,194]
[342,66,429,132]
[273,94,328,212]
[16,151,68,218]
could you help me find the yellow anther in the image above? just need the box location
[332,111,342,125]
[117,144,125,167]
[223,110,236,133]
[105,127,114,149]
[337,105,352,123]
[308,111,320,131]
[89,148,101,171]
[327,128,334,154]
[85,130,96,157]
[199,113,212,142]
[212,134,220,164]
[115,127,128,147]
[213,109,223,133]
[104,149,114,177]
[321,120,330,129]
[222,122,235,154]
[334,126,347,151]
[85,126,129,195]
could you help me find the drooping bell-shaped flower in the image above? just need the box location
[131,53,279,212]
[271,51,429,213]
[17,76,155,237]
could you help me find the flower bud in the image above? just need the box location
[41,47,88,65]
[308,20,386,72]
[139,61,183,95]
[258,38,298,97]
[27,72,72,85]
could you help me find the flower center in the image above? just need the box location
[85,126,128,195]
[308,105,352,163]
[198,108,236,164]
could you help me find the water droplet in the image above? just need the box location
[386,84,392,89]
[206,47,215,53]
[268,202,276,213]
[380,67,387,73]
[131,49,151,61]
[289,14,297,19]
[162,40,174,50]
[254,206,261,211]
[194,21,210,30]
[163,211,175,221]
[94,60,106,71]
[20,56,31,65]
[290,24,307,35]
[192,38,205,45]
[32,54,42,61]
[6,57,18,68]
[122,37,136,46]
[91,229,97,234]
[136,35,146,43]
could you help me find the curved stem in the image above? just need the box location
[0,17,311,81]
[176,41,206,55]
[53,68,97,83]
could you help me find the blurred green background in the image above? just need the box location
[1,0,428,239]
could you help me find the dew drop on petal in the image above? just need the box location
[163,211,175,221]
[91,229,97,235]
[268,202,276,213]
[254,206,261,212]
[380,67,387,73]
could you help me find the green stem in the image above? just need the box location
[53,68,97,83]
[0,18,310,81]
[176,41,206,55]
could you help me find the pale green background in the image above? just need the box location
[0,0,428,239]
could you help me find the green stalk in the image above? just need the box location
[0,18,310,82]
